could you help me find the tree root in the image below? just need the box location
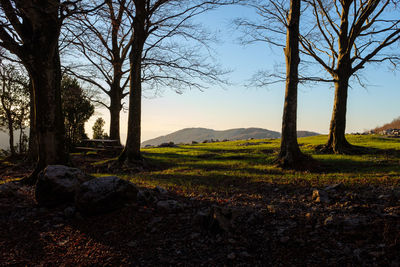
[276,152,321,172]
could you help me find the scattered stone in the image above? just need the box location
[312,189,330,204]
[127,241,137,247]
[0,182,20,198]
[240,251,251,258]
[156,200,182,212]
[148,217,163,227]
[190,232,201,239]
[75,176,138,215]
[35,165,92,207]
[154,186,168,195]
[206,205,244,232]
[280,236,290,243]
[227,252,236,260]
[137,189,158,205]
[63,206,76,218]
[325,183,344,191]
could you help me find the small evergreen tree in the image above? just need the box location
[61,75,94,147]
[92,117,106,139]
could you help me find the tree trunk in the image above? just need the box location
[325,74,352,153]
[109,82,122,145]
[7,118,15,155]
[324,4,353,154]
[119,1,146,163]
[24,47,68,183]
[277,0,308,168]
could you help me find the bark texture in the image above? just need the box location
[119,0,146,163]
[109,78,122,144]
[278,0,309,169]
[0,1,69,182]
[324,2,353,154]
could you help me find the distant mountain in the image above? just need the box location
[141,127,319,147]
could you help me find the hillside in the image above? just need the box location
[141,127,319,147]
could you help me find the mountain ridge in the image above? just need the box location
[141,127,319,147]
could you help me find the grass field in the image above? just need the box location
[96,135,400,195]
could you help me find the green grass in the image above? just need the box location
[111,135,400,195]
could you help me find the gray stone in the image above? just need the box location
[137,189,158,205]
[227,252,236,260]
[35,165,92,207]
[325,183,344,191]
[0,182,20,198]
[75,176,138,215]
[63,206,76,218]
[154,186,168,195]
[156,200,182,212]
[207,205,244,232]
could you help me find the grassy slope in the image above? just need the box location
[103,135,400,194]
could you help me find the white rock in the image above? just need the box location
[35,165,92,207]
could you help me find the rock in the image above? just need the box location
[325,183,344,191]
[280,236,290,243]
[154,186,168,195]
[35,165,92,207]
[341,216,367,229]
[206,205,244,232]
[190,232,201,239]
[312,189,330,204]
[0,182,20,198]
[227,252,236,260]
[63,206,76,218]
[156,200,182,212]
[137,189,158,205]
[192,210,209,228]
[240,251,251,258]
[75,176,138,215]
[127,241,137,247]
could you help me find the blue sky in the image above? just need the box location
[86,4,400,143]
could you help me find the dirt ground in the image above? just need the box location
[0,156,399,266]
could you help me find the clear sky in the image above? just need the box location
[86,4,400,144]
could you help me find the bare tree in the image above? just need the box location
[64,0,133,145]
[119,0,236,164]
[235,0,315,169]
[300,0,400,154]
[0,0,102,182]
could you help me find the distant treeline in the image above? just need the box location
[374,117,400,132]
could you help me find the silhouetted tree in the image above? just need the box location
[119,0,236,165]
[235,0,312,169]
[0,1,102,182]
[300,0,400,154]
[65,0,133,145]
[92,117,106,139]
[0,63,29,155]
[61,75,94,147]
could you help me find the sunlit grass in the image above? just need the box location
[115,135,400,195]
